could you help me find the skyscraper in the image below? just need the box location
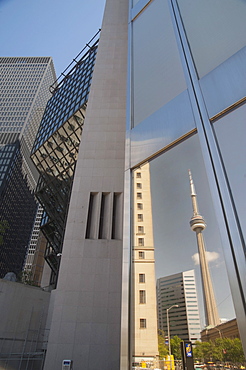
[24,204,44,274]
[0,57,56,278]
[189,170,220,327]
[31,34,99,286]
[157,270,201,343]
[32,0,246,368]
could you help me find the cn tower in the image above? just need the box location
[189,170,220,327]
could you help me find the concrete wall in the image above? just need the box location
[0,279,50,368]
[43,0,129,369]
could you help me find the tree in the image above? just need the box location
[193,338,245,364]
[219,338,245,364]
[193,340,205,362]
[211,338,223,362]
[171,336,182,360]
[158,332,169,359]
[193,341,214,362]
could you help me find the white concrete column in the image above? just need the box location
[44,0,129,369]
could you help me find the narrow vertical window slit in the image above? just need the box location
[85,192,96,239]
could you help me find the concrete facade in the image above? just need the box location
[43,0,128,368]
[0,279,50,369]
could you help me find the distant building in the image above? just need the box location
[201,318,240,342]
[157,270,201,343]
[0,57,56,278]
[133,163,159,364]
[24,204,44,274]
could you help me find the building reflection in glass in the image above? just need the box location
[132,163,159,368]
[131,134,235,367]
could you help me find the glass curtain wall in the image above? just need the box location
[125,0,246,368]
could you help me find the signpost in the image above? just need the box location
[181,341,194,370]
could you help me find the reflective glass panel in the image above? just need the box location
[131,134,234,368]
[213,104,246,244]
[132,0,186,127]
[177,0,246,78]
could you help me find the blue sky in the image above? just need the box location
[0,0,106,77]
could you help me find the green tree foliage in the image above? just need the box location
[212,339,223,362]
[158,334,182,360]
[171,336,182,360]
[193,340,205,361]
[217,338,245,364]
[194,341,214,362]
[0,220,9,245]
[158,332,168,359]
[193,338,245,364]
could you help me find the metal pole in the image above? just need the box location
[166,305,179,356]
[167,308,171,356]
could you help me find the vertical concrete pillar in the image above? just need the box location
[44,1,129,369]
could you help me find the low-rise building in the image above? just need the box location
[201,319,239,341]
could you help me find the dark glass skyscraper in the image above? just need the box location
[31,35,99,285]
[0,57,56,278]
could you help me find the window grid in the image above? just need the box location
[32,42,99,153]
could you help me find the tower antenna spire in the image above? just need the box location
[189,169,199,216]
[189,170,220,327]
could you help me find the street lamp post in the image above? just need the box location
[167,304,179,356]
[214,326,222,339]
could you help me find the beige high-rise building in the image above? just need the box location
[133,163,159,365]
